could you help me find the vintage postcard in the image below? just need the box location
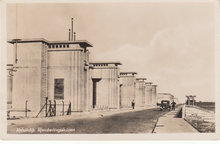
[0,0,219,141]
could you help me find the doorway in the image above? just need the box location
[92,79,101,108]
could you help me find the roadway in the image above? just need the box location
[8,107,169,134]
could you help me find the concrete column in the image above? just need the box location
[119,72,137,108]
[145,82,153,106]
[40,43,48,113]
[186,96,189,105]
[151,85,157,105]
[7,75,13,108]
[135,78,146,107]
[7,64,14,109]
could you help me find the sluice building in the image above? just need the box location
[8,38,93,116]
[90,62,122,109]
[151,85,157,105]
[119,72,137,108]
[145,82,153,106]
[157,93,174,104]
[7,39,159,117]
[6,21,161,117]
[135,78,146,107]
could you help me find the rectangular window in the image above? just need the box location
[54,79,64,100]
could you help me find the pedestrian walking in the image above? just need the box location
[131,100,135,109]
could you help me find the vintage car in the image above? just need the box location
[159,100,171,111]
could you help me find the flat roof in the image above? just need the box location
[145,82,153,84]
[7,64,13,66]
[8,38,93,48]
[136,78,147,80]
[158,93,174,96]
[90,61,122,65]
[120,72,137,74]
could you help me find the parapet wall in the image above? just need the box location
[182,105,215,132]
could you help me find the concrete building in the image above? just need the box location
[145,82,153,106]
[90,62,122,110]
[8,38,93,116]
[157,93,174,104]
[135,78,146,107]
[151,85,157,105]
[174,97,179,104]
[119,72,137,108]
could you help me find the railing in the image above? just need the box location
[36,97,72,118]
[7,100,29,119]
[46,100,56,117]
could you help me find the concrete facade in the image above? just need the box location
[47,41,92,112]
[8,39,93,116]
[135,78,146,107]
[145,82,153,106]
[7,37,163,117]
[8,41,46,114]
[90,62,122,109]
[151,85,157,105]
[119,72,137,108]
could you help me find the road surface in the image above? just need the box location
[8,108,169,134]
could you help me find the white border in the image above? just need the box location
[0,0,220,141]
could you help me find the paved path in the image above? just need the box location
[8,107,169,134]
[153,106,198,133]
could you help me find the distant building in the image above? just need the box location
[157,93,174,104]
[186,95,196,105]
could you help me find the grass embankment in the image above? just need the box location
[187,119,215,133]
[196,102,215,112]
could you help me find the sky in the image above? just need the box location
[6,1,216,102]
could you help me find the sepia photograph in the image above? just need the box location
[0,0,220,140]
